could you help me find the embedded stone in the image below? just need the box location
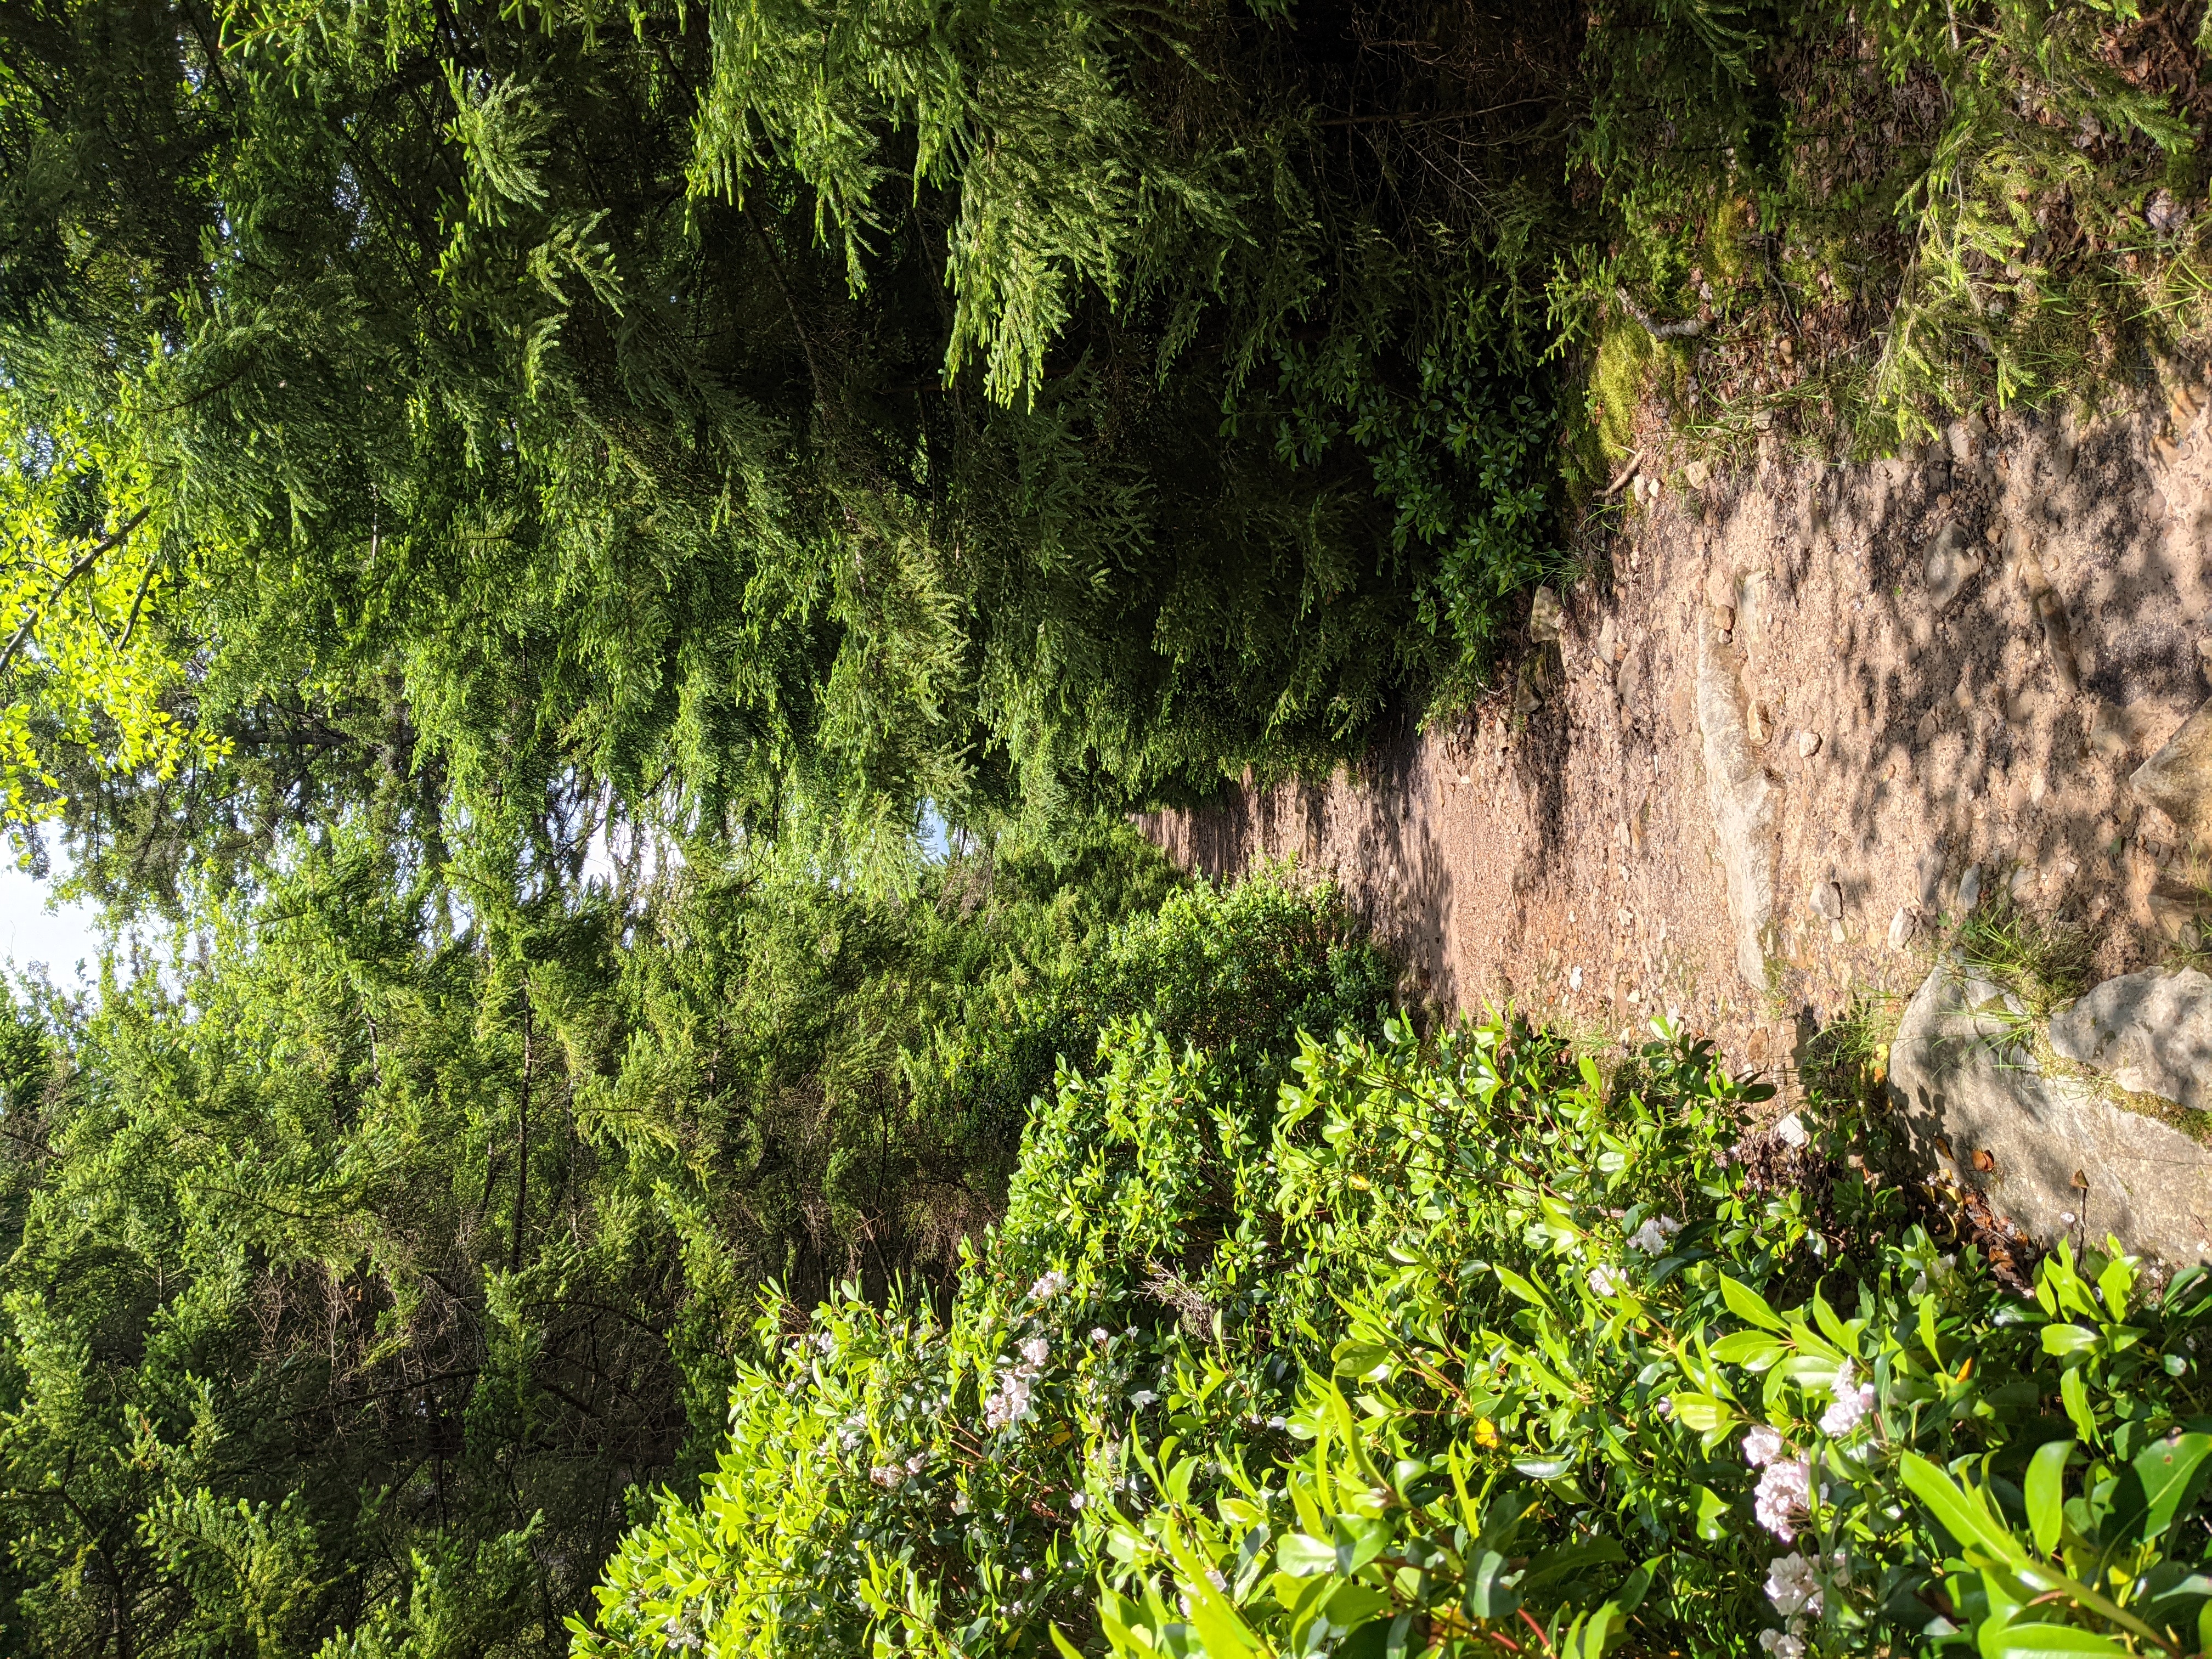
[1530,585,1564,644]
[1696,611,1776,990]
[1887,906,1919,952]
[2049,966,2212,1114]
[1925,523,1984,611]
[2129,697,2212,838]
[1808,879,1843,922]
[1889,958,2212,1267]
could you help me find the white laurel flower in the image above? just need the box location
[1742,1424,1785,1467]
[1587,1264,1627,1296]
[1628,1215,1683,1255]
[1754,1458,1814,1542]
[1028,1269,1069,1302]
[983,1368,1035,1431]
[1763,1551,1823,1618]
[1819,1361,1877,1436]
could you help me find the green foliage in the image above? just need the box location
[1578,0,2212,449]
[580,1012,2212,1657]
[1957,897,2098,1023]
[0,0,1570,902]
[0,824,1387,1654]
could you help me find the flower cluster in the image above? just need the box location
[984,1336,1052,1430]
[1627,1214,1683,1255]
[1028,1269,1069,1302]
[1759,1548,1850,1657]
[1818,1359,1876,1437]
[1744,1424,1812,1542]
[870,1450,929,1487]
[1587,1264,1626,1297]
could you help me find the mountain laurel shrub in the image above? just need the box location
[577,1014,2212,1657]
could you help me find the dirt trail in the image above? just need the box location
[1143,385,2212,1099]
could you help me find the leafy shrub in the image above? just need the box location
[0,830,1391,1656]
[577,1013,2212,1657]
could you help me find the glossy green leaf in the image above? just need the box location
[1693,1485,1730,1542]
[1494,1266,1553,1308]
[1513,1455,1578,1480]
[1276,1534,1336,1577]
[1709,1330,1787,1367]
[1982,1620,2132,1657]
[1322,1582,1391,1629]
[1669,1393,1734,1434]
[1901,1453,2027,1565]
[2025,1440,2074,1556]
[1335,1515,1394,1575]
[2095,1256,2134,1321]
[1719,1276,1787,1333]
[1465,1549,1522,1618]
[2126,1431,2212,1542]
[2059,1368,2098,1443]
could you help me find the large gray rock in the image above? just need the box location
[1888,959,2212,1268]
[1696,611,1776,990]
[2049,967,2212,1114]
[2131,698,2212,838]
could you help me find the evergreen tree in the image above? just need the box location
[0,0,1570,900]
[0,828,1390,1655]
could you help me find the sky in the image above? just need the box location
[0,860,103,983]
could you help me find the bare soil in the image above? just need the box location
[1142,385,2212,1100]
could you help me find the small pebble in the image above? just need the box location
[1809,879,1844,921]
[2086,699,2132,761]
[1887,906,1918,951]
[1797,731,1822,758]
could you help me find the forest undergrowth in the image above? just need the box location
[5,0,2212,1651]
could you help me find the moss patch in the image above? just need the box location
[1590,315,1657,463]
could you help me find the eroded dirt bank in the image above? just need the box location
[1142,384,2212,1104]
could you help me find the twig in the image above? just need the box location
[1598,449,1646,498]
[1762,241,1801,332]
[1615,287,1703,340]
[118,553,161,648]
[1316,98,1549,127]
[0,507,151,677]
